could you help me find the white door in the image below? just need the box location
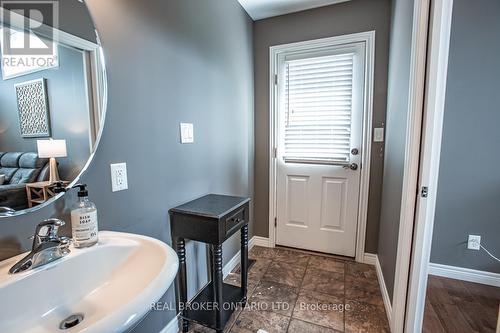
[275,42,366,257]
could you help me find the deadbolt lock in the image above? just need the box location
[351,148,359,155]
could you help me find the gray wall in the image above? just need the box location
[377,0,415,302]
[253,0,391,253]
[0,1,254,332]
[430,0,500,274]
[56,0,97,43]
[0,45,91,181]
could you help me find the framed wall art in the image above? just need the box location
[15,78,51,138]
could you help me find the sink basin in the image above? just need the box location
[0,231,179,333]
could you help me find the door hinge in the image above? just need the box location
[274,217,277,227]
[421,186,429,198]
[274,74,278,85]
[273,147,278,158]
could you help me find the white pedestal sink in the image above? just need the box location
[0,231,179,333]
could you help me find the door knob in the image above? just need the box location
[343,163,358,171]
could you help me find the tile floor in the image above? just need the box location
[187,246,390,333]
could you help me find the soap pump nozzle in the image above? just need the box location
[52,181,67,194]
[72,184,89,197]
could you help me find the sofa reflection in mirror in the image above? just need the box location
[0,152,49,210]
[0,24,104,212]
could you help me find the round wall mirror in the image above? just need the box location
[0,1,106,217]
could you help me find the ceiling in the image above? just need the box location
[238,0,350,20]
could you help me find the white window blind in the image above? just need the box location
[283,53,354,164]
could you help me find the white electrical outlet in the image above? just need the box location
[110,163,128,192]
[180,123,194,143]
[467,235,481,250]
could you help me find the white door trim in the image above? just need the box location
[268,31,375,263]
[389,0,433,331]
[404,1,454,332]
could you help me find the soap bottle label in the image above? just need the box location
[72,210,98,244]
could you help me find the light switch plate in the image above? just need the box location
[374,127,385,142]
[180,123,194,144]
[110,163,128,192]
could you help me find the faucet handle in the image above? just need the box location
[35,218,65,239]
[58,236,72,254]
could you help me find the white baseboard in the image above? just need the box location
[222,236,262,278]
[222,244,246,278]
[363,252,377,265]
[222,251,241,278]
[159,314,180,333]
[252,236,271,247]
[428,263,500,287]
[364,253,393,330]
[375,255,393,330]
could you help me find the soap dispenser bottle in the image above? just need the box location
[71,184,99,248]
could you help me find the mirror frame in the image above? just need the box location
[0,8,108,218]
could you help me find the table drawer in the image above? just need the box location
[225,208,245,235]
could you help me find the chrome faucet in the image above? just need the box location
[9,219,71,274]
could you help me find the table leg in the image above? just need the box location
[212,244,223,333]
[26,187,33,208]
[240,224,249,303]
[175,238,189,333]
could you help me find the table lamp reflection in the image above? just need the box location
[37,139,67,183]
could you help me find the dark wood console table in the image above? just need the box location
[169,194,250,333]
